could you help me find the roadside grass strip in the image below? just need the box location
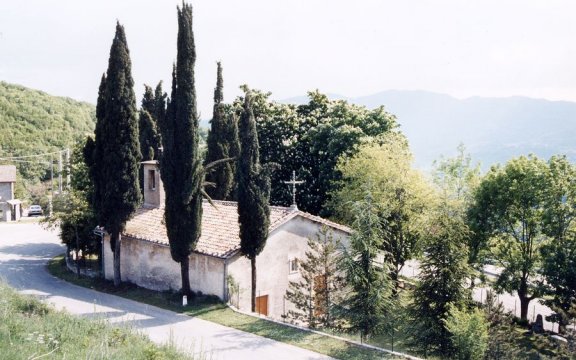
[48,255,410,360]
[0,280,193,360]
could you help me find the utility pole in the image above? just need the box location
[49,156,53,217]
[65,148,71,190]
[58,150,63,193]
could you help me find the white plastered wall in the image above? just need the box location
[103,235,226,298]
[227,217,349,320]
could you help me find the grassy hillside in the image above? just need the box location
[0,81,95,184]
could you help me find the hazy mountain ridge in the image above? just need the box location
[280,91,576,169]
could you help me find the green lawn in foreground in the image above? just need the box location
[48,255,399,360]
[0,281,192,360]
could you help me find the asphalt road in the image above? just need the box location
[0,222,332,360]
[400,260,560,332]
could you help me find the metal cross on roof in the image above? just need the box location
[284,170,305,210]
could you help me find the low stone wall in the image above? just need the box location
[65,255,100,278]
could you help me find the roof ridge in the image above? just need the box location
[201,198,294,212]
[294,210,352,234]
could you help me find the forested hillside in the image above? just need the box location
[0,82,96,183]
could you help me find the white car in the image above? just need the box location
[28,205,43,216]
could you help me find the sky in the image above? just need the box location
[0,0,574,117]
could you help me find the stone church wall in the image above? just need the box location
[103,235,226,298]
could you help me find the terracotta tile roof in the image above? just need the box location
[0,165,16,183]
[122,200,350,259]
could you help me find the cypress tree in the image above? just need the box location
[139,85,162,161]
[92,22,142,286]
[237,91,274,312]
[225,111,240,200]
[205,62,237,200]
[89,74,107,218]
[153,81,167,135]
[158,3,202,296]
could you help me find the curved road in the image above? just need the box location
[0,222,332,360]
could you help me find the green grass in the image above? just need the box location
[0,281,193,360]
[48,255,400,360]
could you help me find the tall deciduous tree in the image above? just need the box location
[539,155,576,333]
[340,192,391,343]
[92,22,142,286]
[205,62,238,200]
[468,155,548,320]
[237,91,274,312]
[331,133,432,293]
[158,3,203,296]
[433,144,484,289]
[44,138,98,277]
[233,89,398,216]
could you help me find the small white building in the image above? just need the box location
[102,161,350,319]
[0,165,21,222]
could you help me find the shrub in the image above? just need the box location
[444,305,488,360]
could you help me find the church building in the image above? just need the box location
[102,161,350,319]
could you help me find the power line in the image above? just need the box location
[0,149,66,160]
[0,158,50,165]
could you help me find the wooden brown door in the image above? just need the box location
[256,295,268,316]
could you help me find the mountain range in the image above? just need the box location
[282,91,576,170]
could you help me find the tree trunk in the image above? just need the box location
[181,256,191,296]
[113,232,121,287]
[74,226,80,278]
[519,296,531,321]
[559,321,567,335]
[518,281,531,320]
[391,267,399,297]
[251,257,256,313]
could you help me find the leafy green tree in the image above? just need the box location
[433,144,484,289]
[158,4,203,296]
[205,62,238,200]
[410,207,470,356]
[540,237,576,334]
[539,155,576,333]
[331,133,433,292]
[91,22,142,286]
[233,89,398,216]
[444,305,489,360]
[339,192,391,343]
[469,155,548,320]
[44,138,98,276]
[285,226,343,329]
[432,144,481,214]
[237,91,274,312]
